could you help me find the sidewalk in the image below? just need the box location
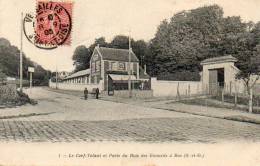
[151,102,260,124]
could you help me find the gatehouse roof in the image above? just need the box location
[201,55,238,65]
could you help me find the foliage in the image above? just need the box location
[72,45,91,72]
[148,5,259,81]
[109,35,130,49]
[157,71,201,81]
[234,23,260,93]
[0,38,51,85]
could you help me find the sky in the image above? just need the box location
[0,0,260,72]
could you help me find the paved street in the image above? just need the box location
[0,87,260,143]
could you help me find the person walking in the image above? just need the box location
[95,88,99,99]
[84,88,88,100]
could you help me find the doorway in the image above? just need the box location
[208,68,225,94]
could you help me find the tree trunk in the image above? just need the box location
[249,88,253,113]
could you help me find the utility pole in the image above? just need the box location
[128,30,132,98]
[28,67,34,94]
[20,12,23,92]
[30,72,32,89]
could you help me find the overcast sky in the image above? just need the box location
[1,0,260,72]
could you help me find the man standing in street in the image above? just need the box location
[84,88,88,100]
[95,88,99,99]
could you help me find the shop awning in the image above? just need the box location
[109,74,137,81]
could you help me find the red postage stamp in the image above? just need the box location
[23,0,72,49]
[35,1,72,47]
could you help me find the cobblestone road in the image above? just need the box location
[1,88,260,143]
[1,117,260,143]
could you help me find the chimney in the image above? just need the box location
[144,64,147,75]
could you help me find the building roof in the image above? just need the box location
[201,55,238,65]
[63,69,90,80]
[97,47,139,62]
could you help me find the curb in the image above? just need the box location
[0,112,54,120]
[153,107,260,125]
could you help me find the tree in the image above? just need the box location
[72,45,91,72]
[149,6,226,80]
[88,37,108,55]
[230,22,260,112]
[235,22,260,90]
[110,35,131,49]
[148,5,258,81]
[131,40,148,67]
[0,38,50,85]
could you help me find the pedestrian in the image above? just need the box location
[84,88,88,100]
[95,88,99,99]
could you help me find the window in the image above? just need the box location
[92,54,99,61]
[118,62,125,70]
[96,61,100,72]
[111,62,118,70]
[91,62,95,73]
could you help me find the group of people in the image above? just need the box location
[83,88,99,100]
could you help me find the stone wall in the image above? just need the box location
[113,90,153,98]
[49,80,102,91]
[151,77,203,97]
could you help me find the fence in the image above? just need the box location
[151,77,203,97]
[49,80,101,91]
[150,77,260,112]
[206,80,246,95]
[196,81,260,113]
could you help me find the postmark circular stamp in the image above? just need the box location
[23,1,72,49]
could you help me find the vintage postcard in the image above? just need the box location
[0,0,260,165]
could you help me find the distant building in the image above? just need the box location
[63,69,90,84]
[200,55,241,94]
[62,45,150,91]
[58,71,70,79]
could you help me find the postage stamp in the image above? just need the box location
[2,0,260,165]
[23,0,72,49]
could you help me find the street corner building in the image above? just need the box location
[59,45,151,93]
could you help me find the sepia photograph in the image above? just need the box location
[0,0,260,165]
